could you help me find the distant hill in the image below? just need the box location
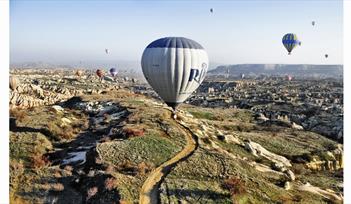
[208,64,343,78]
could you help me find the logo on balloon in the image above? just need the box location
[189,68,200,82]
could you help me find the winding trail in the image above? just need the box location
[139,117,198,204]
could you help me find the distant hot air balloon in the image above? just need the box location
[9,76,19,91]
[141,37,208,111]
[76,70,83,77]
[325,54,329,58]
[286,75,293,81]
[105,49,109,54]
[282,33,300,55]
[241,73,245,79]
[210,8,213,13]
[312,21,315,26]
[96,69,104,79]
[109,68,118,77]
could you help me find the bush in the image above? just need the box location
[86,186,98,200]
[10,160,24,191]
[137,162,153,176]
[117,160,137,175]
[104,177,117,191]
[122,127,144,137]
[222,177,246,202]
[31,153,50,169]
[47,122,75,140]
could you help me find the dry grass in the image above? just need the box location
[10,109,27,122]
[9,194,30,204]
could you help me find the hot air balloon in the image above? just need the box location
[325,54,329,58]
[312,21,315,26]
[109,68,118,77]
[96,69,104,80]
[9,76,19,91]
[105,49,109,54]
[76,70,83,77]
[210,8,213,13]
[141,37,208,111]
[282,33,300,55]
[241,73,245,79]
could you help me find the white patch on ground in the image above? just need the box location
[298,182,343,201]
[62,151,87,165]
[110,110,127,120]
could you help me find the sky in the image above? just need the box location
[10,0,343,66]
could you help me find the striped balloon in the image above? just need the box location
[282,33,300,55]
[141,37,208,110]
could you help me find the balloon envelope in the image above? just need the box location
[282,33,300,54]
[10,76,19,91]
[96,69,104,78]
[109,68,118,77]
[141,37,209,109]
[76,70,83,77]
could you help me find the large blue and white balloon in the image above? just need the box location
[141,37,209,110]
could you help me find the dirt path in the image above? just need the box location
[139,118,198,204]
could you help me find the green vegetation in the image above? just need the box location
[188,109,217,120]
[97,134,182,167]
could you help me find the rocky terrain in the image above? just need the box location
[208,64,343,79]
[10,68,343,204]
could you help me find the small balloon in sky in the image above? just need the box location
[312,21,315,26]
[210,8,213,13]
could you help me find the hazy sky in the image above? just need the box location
[10,0,343,65]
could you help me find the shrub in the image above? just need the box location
[10,160,24,191]
[104,177,117,191]
[117,160,137,175]
[86,186,98,200]
[31,153,50,169]
[137,162,153,176]
[105,165,115,174]
[47,122,75,140]
[222,177,246,202]
[122,127,144,137]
